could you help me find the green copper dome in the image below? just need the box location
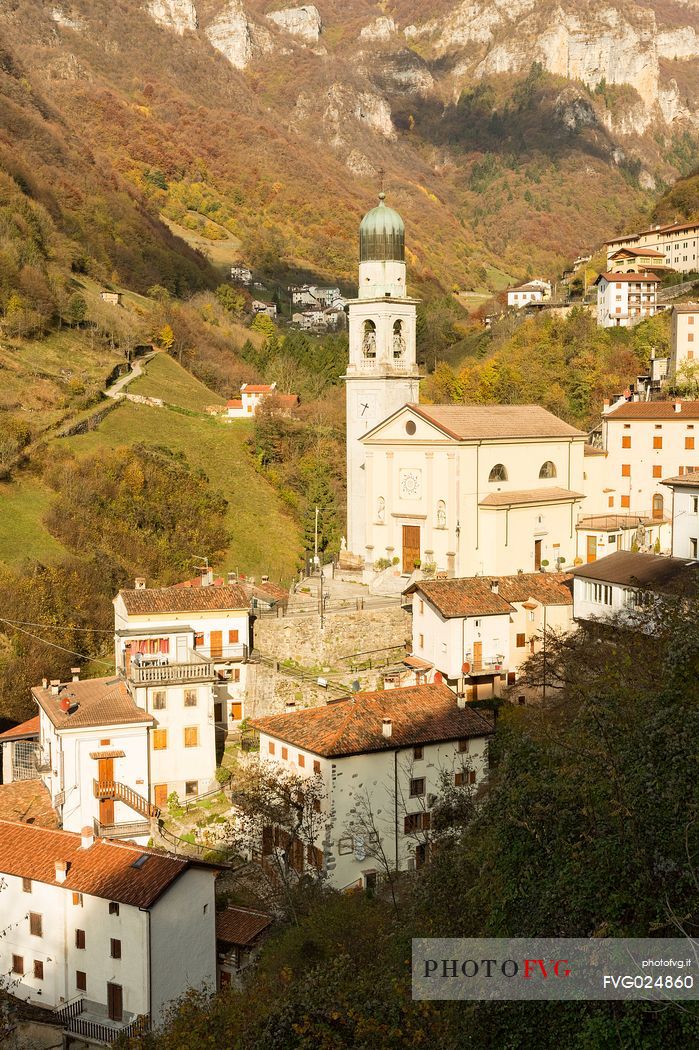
[359,192,405,263]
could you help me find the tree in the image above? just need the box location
[301,468,339,560]
[65,293,87,326]
[251,313,276,338]
[214,284,245,317]
[157,323,175,352]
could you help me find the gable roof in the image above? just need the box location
[662,470,699,487]
[0,715,40,741]
[391,404,585,442]
[0,820,211,907]
[0,782,59,828]
[250,683,493,757]
[604,401,699,421]
[609,247,666,258]
[216,907,272,946]
[33,677,153,731]
[572,551,699,594]
[595,272,661,284]
[479,486,583,507]
[117,584,250,615]
[406,573,572,618]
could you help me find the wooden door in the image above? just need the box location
[153,783,168,809]
[402,525,420,574]
[473,641,483,670]
[107,982,123,1022]
[231,701,243,721]
[586,535,597,563]
[210,630,223,659]
[98,758,114,825]
[534,539,542,570]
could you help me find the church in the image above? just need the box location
[344,194,588,578]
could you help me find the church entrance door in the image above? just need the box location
[402,526,420,574]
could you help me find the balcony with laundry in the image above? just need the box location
[117,627,216,685]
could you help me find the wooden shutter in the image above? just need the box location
[228,629,239,643]
[111,939,122,960]
[29,913,42,937]
[33,960,44,980]
[76,970,87,991]
[107,982,123,1022]
[184,726,199,748]
[152,729,167,750]
[75,929,86,949]
[231,702,243,720]
[516,633,526,647]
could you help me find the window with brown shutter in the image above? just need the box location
[184,689,197,707]
[621,495,630,508]
[313,760,321,774]
[228,630,239,644]
[404,813,421,833]
[516,633,526,647]
[409,777,425,797]
[231,701,242,719]
[72,892,82,906]
[12,955,23,975]
[652,466,662,478]
[413,746,424,761]
[33,960,44,980]
[622,436,631,449]
[455,771,465,787]
[281,746,288,760]
[152,691,166,710]
[111,939,122,960]
[268,741,275,756]
[621,464,631,477]
[687,437,695,450]
[152,729,167,750]
[457,739,468,753]
[29,913,42,937]
[76,970,87,992]
[231,669,240,683]
[184,726,199,748]
[313,798,321,813]
[75,929,86,949]
[507,672,516,685]
[22,877,31,893]
[298,754,305,768]
[653,437,662,449]
[194,633,204,648]
[608,496,614,508]
[262,826,273,854]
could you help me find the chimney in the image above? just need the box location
[227,571,237,585]
[55,860,69,883]
[80,826,94,850]
[71,667,80,682]
[490,579,499,594]
[674,401,682,413]
[50,680,61,696]
[42,677,48,689]
[382,718,393,739]
[135,577,146,590]
[201,568,214,587]
[457,695,467,709]
[285,700,296,712]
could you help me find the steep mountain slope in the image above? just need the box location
[1,0,697,303]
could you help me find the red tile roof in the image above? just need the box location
[216,907,272,946]
[117,584,250,614]
[0,783,59,829]
[251,683,493,757]
[584,444,606,457]
[479,487,583,507]
[596,273,661,283]
[226,400,243,409]
[609,248,665,258]
[33,677,153,731]
[663,470,699,486]
[404,404,585,441]
[605,401,699,420]
[407,573,572,618]
[0,716,40,741]
[242,384,274,393]
[572,551,699,594]
[577,514,655,531]
[0,820,211,907]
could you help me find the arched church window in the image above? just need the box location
[652,493,664,520]
[377,496,385,523]
[488,463,508,482]
[539,460,557,479]
[362,320,376,358]
[393,320,406,359]
[436,500,446,529]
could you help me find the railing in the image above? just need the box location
[193,643,248,662]
[464,657,505,676]
[93,780,160,819]
[56,1001,150,1045]
[354,357,415,373]
[129,650,215,684]
[94,817,151,839]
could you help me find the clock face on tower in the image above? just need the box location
[399,468,422,500]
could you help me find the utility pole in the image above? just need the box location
[314,505,319,573]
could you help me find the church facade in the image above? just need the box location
[345,195,588,577]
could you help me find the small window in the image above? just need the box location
[298,754,305,768]
[621,464,631,477]
[152,729,167,751]
[33,960,44,980]
[539,461,556,479]
[75,929,86,950]
[29,913,42,937]
[474,619,481,629]
[686,437,695,450]
[194,633,204,648]
[338,836,354,855]
[72,892,82,907]
[110,939,122,960]
[692,497,699,515]
[413,746,424,761]
[488,463,507,482]
[152,690,166,710]
[457,739,468,753]
[622,435,631,449]
[516,633,526,648]
[109,902,120,916]
[652,465,662,479]
[228,629,239,644]
[12,955,24,975]
[184,688,197,707]
[653,436,663,450]
[419,633,424,648]
[313,760,321,774]
[76,970,87,992]
[203,903,209,915]
[405,420,416,436]
[418,599,424,614]
[409,777,426,797]
[281,746,288,760]
[185,780,198,797]
[22,877,32,893]
[184,726,199,748]
[268,741,275,756]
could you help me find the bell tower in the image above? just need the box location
[344,191,420,561]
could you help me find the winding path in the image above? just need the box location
[103,350,158,399]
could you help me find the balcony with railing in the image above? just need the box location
[193,642,248,663]
[127,648,215,684]
[93,780,160,820]
[463,655,506,677]
[93,816,151,839]
[55,997,149,1045]
[351,357,417,374]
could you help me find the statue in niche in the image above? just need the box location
[377,496,385,523]
[437,500,446,529]
[340,536,347,551]
[363,322,376,357]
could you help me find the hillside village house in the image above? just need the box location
[506,280,551,308]
[571,550,699,625]
[0,820,216,1041]
[402,574,573,702]
[251,300,277,318]
[226,383,298,418]
[607,247,668,274]
[290,285,343,309]
[595,272,659,328]
[670,303,699,381]
[605,220,699,274]
[597,399,699,536]
[251,683,493,889]
[662,469,699,558]
[216,907,272,988]
[230,266,252,285]
[575,513,666,564]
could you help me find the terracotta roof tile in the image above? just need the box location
[250,683,493,757]
[0,716,40,741]
[408,573,572,618]
[596,272,661,283]
[0,820,207,906]
[609,247,665,258]
[663,470,699,485]
[0,783,59,828]
[584,444,606,457]
[672,303,699,315]
[33,677,152,730]
[242,384,274,393]
[216,907,272,946]
[572,551,699,593]
[406,404,586,441]
[117,584,250,614]
[605,401,699,420]
[479,487,583,507]
[226,399,243,409]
